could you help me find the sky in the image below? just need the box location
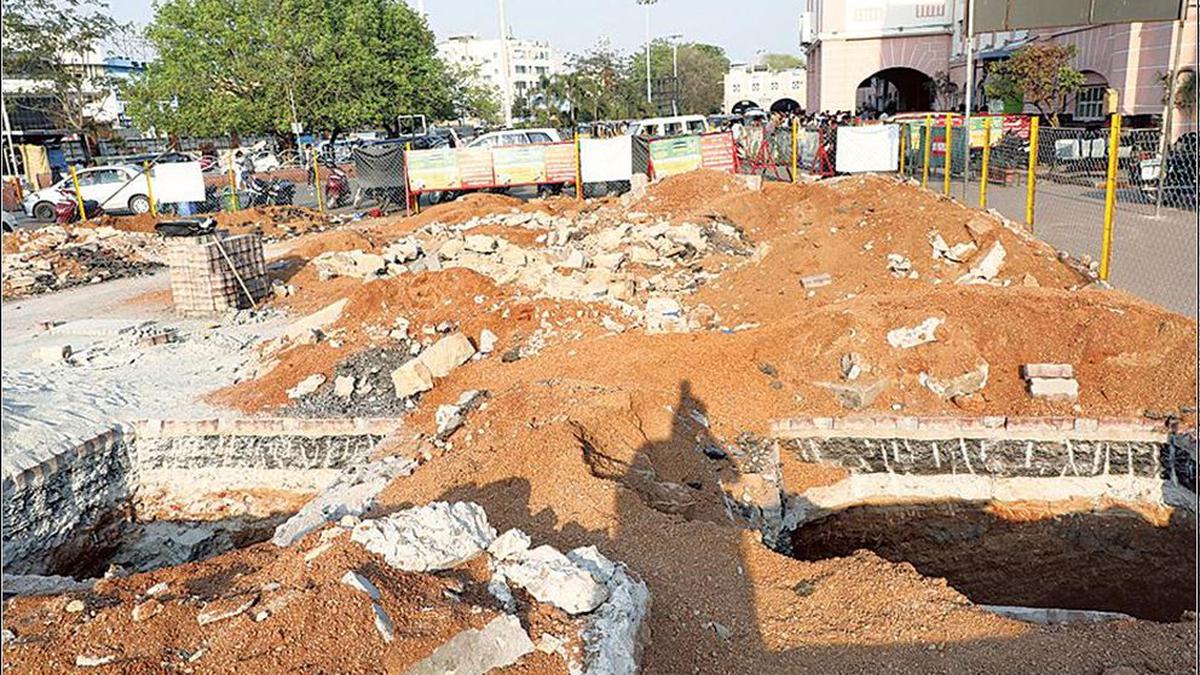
[104,0,805,63]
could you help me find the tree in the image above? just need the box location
[2,0,128,161]
[444,62,501,126]
[761,53,805,71]
[628,40,730,115]
[125,0,451,142]
[925,70,959,111]
[985,43,1084,126]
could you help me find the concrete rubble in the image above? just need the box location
[886,317,943,349]
[1023,362,1080,402]
[2,224,166,299]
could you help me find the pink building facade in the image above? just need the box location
[802,0,1197,134]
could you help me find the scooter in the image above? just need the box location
[244,175,296,207]
[54,188,103,224]
[324,161,350,208]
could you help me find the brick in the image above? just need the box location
[1027,377,1079,401]
[1022,363,1074,379]
[833,416,898,432]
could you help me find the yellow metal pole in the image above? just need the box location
[311,147,325,212]
[921,114,932,188]
[791,118,799,183]
[1025,116,1039,231]
[898,122,907,175]
[979,119,991,209]
[68,165,86,221]
[404,142,419,215]
[142,161,158,217]
[1099,113,1122,281]
[574,132,583,199]
[942,113,952,196]
[403,141,412,217]
[226,150,240,211]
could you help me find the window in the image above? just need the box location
[1076,85,1105,120]
[770,81,779,90]
[500,133,526,146]
[527,131,553,143]
[751,82,760,92]
[515,65,527,74]
[732,84,741,93]
[686,120,706,133]
[77,169,121,185]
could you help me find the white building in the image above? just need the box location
[723,62,807,115]
[438,33,564,118]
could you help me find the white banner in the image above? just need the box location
[151,161,206,202]
[835,125,900,173]
[580,136,632,182]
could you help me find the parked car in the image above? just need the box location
[1130,131,1198,208]
[22,164,152,221]
[465,128,561,148]
[627,114,709,138]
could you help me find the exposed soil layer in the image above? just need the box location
[789,501,1197,622]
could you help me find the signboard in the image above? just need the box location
[649,136,703,177]
[406,148,460,191]
[699,132,736,173]
[973,0,1184,33]
[152,161,205,203]
[835,125,900,173]
[493,145,547,185]
[580,137,633,182]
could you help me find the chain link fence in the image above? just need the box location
[890,116,1197,316]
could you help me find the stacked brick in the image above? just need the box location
[164,231,269,316]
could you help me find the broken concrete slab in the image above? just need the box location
[496,545,608,615]
[487,529,531,561]
[956,241,1006,285]
[403,614,534,675]
[351,501,496,572]
[391,359,434,399]
[417,333,476,378]
[886,317,943,349]
[333,375,356,398]
[817,379,889,410]
[464,235,498,253]
[800,273,832,289]
[644,297,687,334]
[965,214,996,241]
[281,299,348,345]
[340,571,382,602]
[286,374,326,399]
[920,361,990,399]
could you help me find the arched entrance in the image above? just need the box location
[731,99,761,115]
[856,67,935,115]
[769,98,802,115]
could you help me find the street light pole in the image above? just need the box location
[497,0,512,127]
[667,33,682,116]
[961,0,975,201]
[638,0,657,105]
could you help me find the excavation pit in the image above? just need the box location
[788,499,1196,622]
[771,416,1198,623]
[2,418,399,582]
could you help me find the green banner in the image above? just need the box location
[649,136,702,177]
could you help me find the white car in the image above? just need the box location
[23,164,152,221]
[466,128,562,148]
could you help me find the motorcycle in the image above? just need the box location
[324,161,351,208]
[244,175,296,207]
[54,188,103,224]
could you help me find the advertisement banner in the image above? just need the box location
[543,143,577,183]
[493,145,547,185]
[649,136,702,177]
[457,148,494,189]
[699,132,736,173]
[407,148,460,191]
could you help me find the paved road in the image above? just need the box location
[938,171,1198,318]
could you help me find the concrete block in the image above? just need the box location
[800,273,832,289]
[1027,377,1079,401]
[1022,363,1074,379]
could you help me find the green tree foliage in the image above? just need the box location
[444,62,501,126]
[522,42,641,125]
[985,43,1084,126]
[2,0,127,159]
[125,0,451,140]
[628,40,730,115]
[761,53,805,71]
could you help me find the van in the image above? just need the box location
[627,115,709,139]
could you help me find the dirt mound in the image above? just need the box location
[634,169,751,215]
